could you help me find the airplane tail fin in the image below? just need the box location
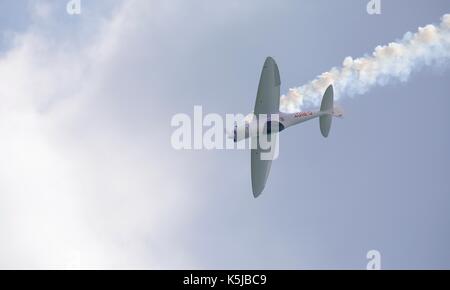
[319,85,334,138]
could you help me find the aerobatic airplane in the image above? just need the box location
[228,57,343,198]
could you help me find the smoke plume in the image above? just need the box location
[280,14,450,112]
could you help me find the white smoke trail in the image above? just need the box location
[280,14,450,113]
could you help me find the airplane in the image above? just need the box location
[227,57,343,198]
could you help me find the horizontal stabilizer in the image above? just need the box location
[319,85,334,138]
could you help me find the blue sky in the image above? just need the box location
[0,0,449,269]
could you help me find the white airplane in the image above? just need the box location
[228,57,343,198]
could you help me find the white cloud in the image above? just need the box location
[0,0,196,269]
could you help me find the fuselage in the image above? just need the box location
[233,110,329,142]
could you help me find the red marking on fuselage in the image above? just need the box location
[294,112,313,118]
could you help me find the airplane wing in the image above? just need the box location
[251,134,277,198]
[251,57,281,198]
[253,57,281,115]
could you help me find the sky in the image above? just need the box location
[0,0,449,269]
